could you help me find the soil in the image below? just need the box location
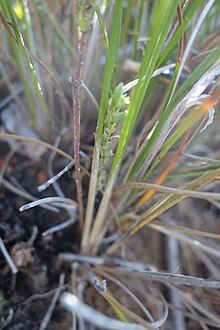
[0,142,81,329]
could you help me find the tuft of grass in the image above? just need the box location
[1,0,220,329]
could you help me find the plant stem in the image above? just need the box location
[72,32,87,228]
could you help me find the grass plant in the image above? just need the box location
[0,0,220,328]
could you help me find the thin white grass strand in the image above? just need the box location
[108,268,220,289]
[39,273,65,330]
[47,135,65,198]
[42,218,75,236]
[38,161,74,192]
[60,292,144,330]
[0,237,17,274]
[122,63,176,93]
[58,252,155,271]
[19,197,77,212]
[1,178,59,213]
[81,81,99,112]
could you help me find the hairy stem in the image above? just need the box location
[72,32,87,228]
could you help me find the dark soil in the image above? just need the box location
[0,142,81,329]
